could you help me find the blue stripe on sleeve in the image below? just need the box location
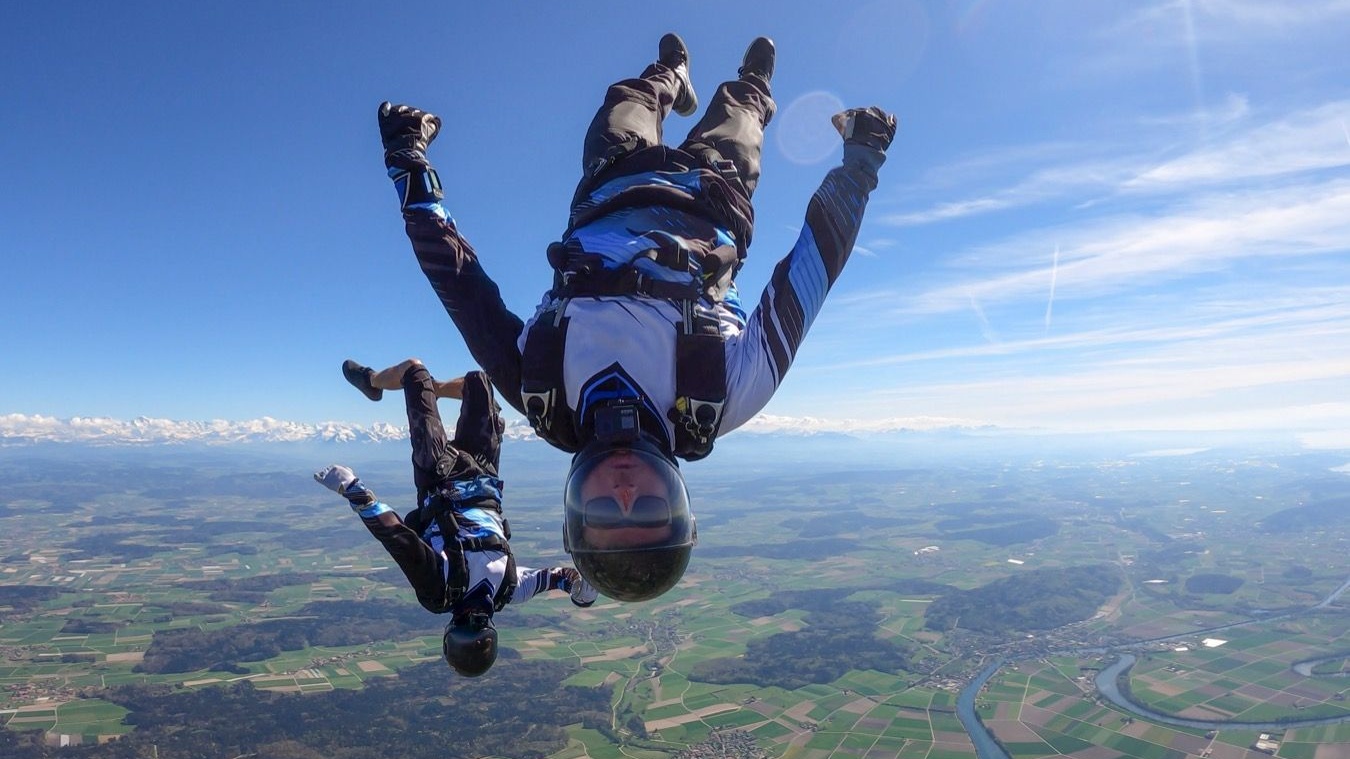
[785,228,828,331]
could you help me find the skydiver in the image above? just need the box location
[376,34,896,602]
[315,359,596,677]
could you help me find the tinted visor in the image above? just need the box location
[583,495,672,529]
[564,440,694,553]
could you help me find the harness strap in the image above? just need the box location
[493,552,519,612]
[426,495,519,612]
[556,268,701,301]
[521,298,728,461]
[521,301,581,453]
[668,299,727,461]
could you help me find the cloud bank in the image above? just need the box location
[0,412,1005,448]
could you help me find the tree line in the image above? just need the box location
[3,656,611,759]
[136,600,439,674]
[689,589,918,690]
[923,564,1121,633]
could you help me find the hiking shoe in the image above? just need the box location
[658,33,698,117]
[342,360,382,402]
[738,36,775,84]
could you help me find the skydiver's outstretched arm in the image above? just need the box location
[357,505,456,613]
[719,108,897,431]
[377,103,527,414]
[314,465,453,613]
[401,211,526,414]
[508,566,598,608]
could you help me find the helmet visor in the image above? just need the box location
[564,444,694,553]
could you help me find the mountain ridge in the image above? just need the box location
[0,412,991,448]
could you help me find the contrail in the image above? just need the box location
[1044,243,1060,334]
[1343,120,1350,149]
[968,292,996,343]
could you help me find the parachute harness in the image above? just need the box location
[422,490,518,613]
[521,291,727,462]
[522,147,755,461]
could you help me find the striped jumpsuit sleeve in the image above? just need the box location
[400,203,528,415]
[504,566,555,606]
[720,144,888,431]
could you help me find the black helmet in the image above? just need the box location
[563,425,697,603]
[442,613,497,677]
[572,545,693,602]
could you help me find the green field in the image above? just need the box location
[2,445,1349,757]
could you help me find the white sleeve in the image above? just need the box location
[505,565,555,606]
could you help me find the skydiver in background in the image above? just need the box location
[376,34,896,603]
[315,358,596,677]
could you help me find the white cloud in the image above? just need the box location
[803,285,1350,439]
[890,178,1350,316]
[884,100,1350,228]
[883,149,1137,227]
[1136,92,1252,130]
[732,413,989,436]
[4,409,1345,450]
[863,358,1350,433]
[1125,101,1350,189]
[886,196,1021,227]
[822,284,1350,375]
[0,411,991,447]
[0,414,537,446]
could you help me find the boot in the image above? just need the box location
[342,360,383,402]
[738,36,775,84]
[658,33,699,117]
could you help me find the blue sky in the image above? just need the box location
[4,1,1349,445]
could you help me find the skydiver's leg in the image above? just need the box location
[369,358,462,398]
[348,362,477,614]
[360,513,452,613]
[449,370,504,478]
[578,63,682,177]
[572,37,692,208]
[679,72,775,203]
[399,361,459,504]
[403,214,526,414]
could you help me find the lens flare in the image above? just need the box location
[775,90,846,165]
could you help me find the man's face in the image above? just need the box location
[578,449,675,549]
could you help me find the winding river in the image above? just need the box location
[956,659,1011,759]
[1092,654,1350,731]
[953,572,1350,757]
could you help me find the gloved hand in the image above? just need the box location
[314,464,377,506]
[832,107,897,153]
[378,101,442,170]
[557,567,599,607]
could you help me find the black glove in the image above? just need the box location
[378,101,442,170]
[832,107,897,153]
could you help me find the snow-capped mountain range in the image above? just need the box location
[0,413,990,447]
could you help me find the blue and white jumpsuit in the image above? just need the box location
[395,54,887,455]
